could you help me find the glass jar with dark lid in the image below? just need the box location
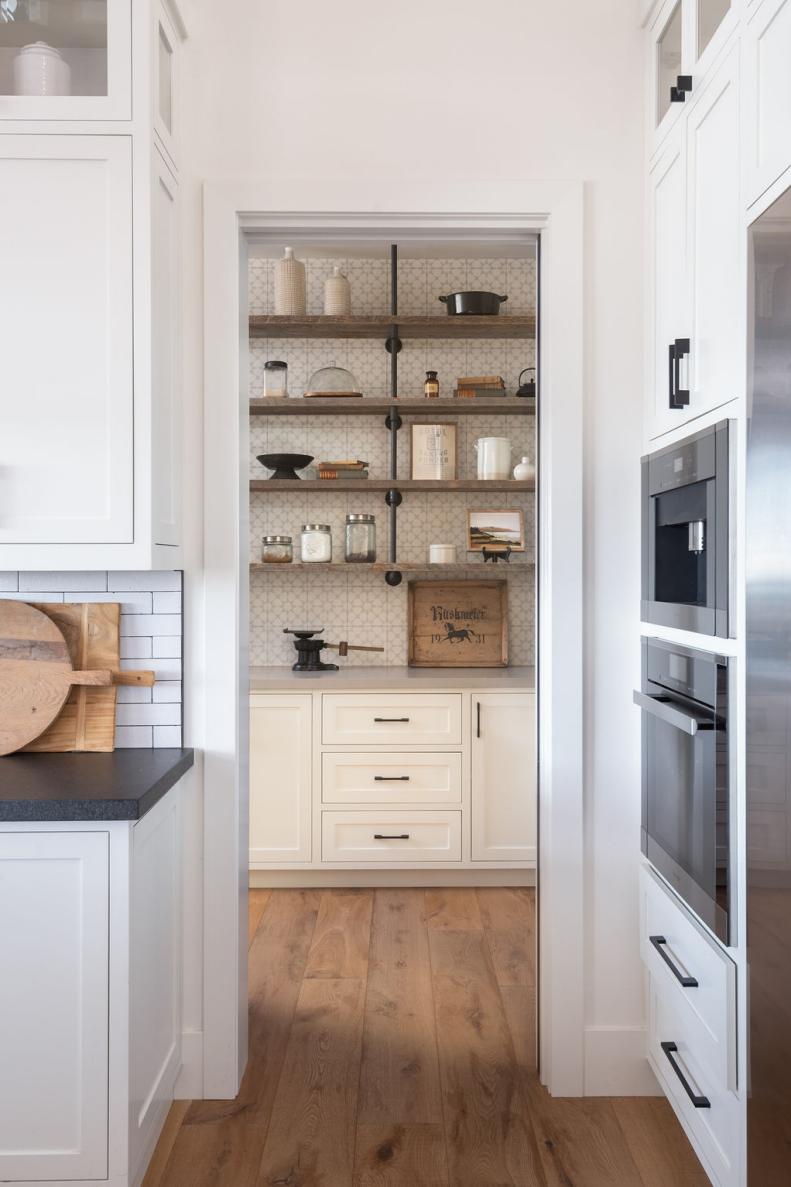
[261,534,293,563]
[263,360,288,399]
[345,513,376,563]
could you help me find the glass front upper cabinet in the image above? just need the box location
[697,0,730,58]
[656,1,684,126]
[0,0,131,119]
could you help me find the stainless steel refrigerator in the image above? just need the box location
[746,185,791,1182]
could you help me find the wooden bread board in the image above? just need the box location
[23,602,152,753]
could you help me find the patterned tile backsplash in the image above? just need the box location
[248,252,537,671]
[0,571,183,748]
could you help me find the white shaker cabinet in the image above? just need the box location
[743,0,791,206]
[471,692,536,862]
[0,831,110,1182]
[250,694,313,864]
[648,124,689,439]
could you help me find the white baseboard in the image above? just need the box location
[174,1029,203,1099]
[583,1026,661,1096]
[249,868,537,888]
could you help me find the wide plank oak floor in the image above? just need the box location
[144,887,707,1187]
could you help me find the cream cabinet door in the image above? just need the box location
[685,47,741,420]
[250,694,312,863]
[0,135,133,545]
[0,831,109,1181]
[744,0,791,206]
[648,124,688,440]
[471,692,536,863]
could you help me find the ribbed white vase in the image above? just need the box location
[274,247,306,316]
[324,266,351,315]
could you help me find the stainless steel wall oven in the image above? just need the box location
[635,638,731,944]
[641,421,731,636]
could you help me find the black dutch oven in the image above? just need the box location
[438,291,508,316]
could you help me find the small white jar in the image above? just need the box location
[429,543,457,564]
[301,523,332,563]
[324,266,351,316]
[513,456,535,482]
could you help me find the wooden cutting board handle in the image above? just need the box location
[69,670,113,687]
[112,670,156,687]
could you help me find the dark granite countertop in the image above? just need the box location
[0,748,194,822]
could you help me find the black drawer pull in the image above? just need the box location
[661,1041,710,1108]
[374,775,411,781]
[374,833,410,840]
[374,716,411,723]
[649,935,699,988]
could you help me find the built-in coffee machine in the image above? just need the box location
[641,420,731,637]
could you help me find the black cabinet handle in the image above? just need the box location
[374,833,410,840]
[670,74,693,103]
[374,716,410,723]
[476,701,481,738]
[669,338,690,409]
[661,1041,710,1108]
[649,935,699,988]
[374,775,410,781]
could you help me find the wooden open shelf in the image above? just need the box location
[250,478,535,493]
[250,561,535,575]
[249,397,534,417]
[249,314,535,340]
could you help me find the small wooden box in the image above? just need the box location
[407,581,508,668]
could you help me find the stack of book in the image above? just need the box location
[317,459,369,480]
[454,374,507,399]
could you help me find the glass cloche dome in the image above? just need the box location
[304,361,362,398]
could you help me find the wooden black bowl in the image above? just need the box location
[257,453,314,480]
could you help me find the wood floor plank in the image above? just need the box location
[256,977,366,1186]
[305,889,374,980]
[357,889,443,1126]
[428,928,547,1186]
[354,1123,448,1186]
[424,887,482,930]
[248,889,271,949]
[160,889,321,1187]
[478,887,535,986]
[523,1089,646,1187]
[499,984,537,1076]
[141,1100,189,1187]
[613,1097,709,1187]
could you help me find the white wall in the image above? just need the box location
[179,0,648,1093]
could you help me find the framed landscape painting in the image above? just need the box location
[467,508,526,552]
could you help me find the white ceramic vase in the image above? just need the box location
[13,42,72,96]
[474,436,512,480]
[324,266,351,315]
[513,456,535,481]
[274,247,306,316]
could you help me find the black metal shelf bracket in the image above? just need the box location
[385,244,401,586]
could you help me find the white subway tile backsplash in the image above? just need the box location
[19,571,108,592]
[152,591,181,614]
[0,571,183,749]
[109,570,182,591]
[154,726,183,748]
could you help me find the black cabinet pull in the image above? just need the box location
[669,338,690,409]
[374,716,410,723]
[661,1041,710,1108]
[476,701,481,738]
[649,935,699,988]
[374,833,410,840]
[374,775,410,781]
[670,74,693,103]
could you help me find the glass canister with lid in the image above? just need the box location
[261,535,293,563]
[301,523,332,563]
[262,360,288,399]
[345,513,376,563]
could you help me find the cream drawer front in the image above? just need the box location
[648,976,740,1187]
[322,694,462,746]
[640,866,736,1089]
[321,811,462,862]
[322,753,462,805]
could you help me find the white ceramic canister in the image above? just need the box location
[513,455,535,482]
[13,42,72,96]
[324,266,351,315]
[274,247,306,316]
[429,543,457,564]
[474,436,512,480]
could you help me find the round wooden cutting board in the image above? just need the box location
[0,601,111,756]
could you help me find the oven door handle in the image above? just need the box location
[633,690,714,736]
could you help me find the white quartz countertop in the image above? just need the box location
[249,665,535,692]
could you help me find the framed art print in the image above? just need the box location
[410,423,457,480]
[467,508,526,552]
